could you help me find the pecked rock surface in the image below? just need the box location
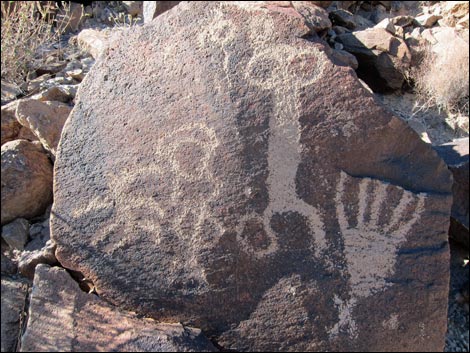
[21,265,217,352]
[52,1,453,351]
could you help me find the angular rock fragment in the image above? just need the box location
[52,2,452,351]
[20,265,217,352]
[1,277,29,352]
[1,101,22,145]
[18,240,57,280]
[337,28,411,91]
[2,218,30,250]
[16,99,72,156]
[1,140,53,225]
[143,1,181,23]
[435,138,469,248]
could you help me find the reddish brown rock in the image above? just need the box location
[16,99,72,156]
[52,2,452,351]
[1,101,37,145]
[1,101,22,146]
[20,265,217,352]
[1,140,53,225]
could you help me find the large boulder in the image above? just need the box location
[1,140,53,225]
[337,28,412,92]
[51,2,453,351]
[20,265,217,352]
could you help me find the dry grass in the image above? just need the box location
[412,37,469,118]
[1,1,71,86]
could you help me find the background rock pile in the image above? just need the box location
[1,1,468,352]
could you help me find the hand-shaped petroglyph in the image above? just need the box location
[236,46,327,259]
[330,171,427,339]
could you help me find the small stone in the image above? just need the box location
[334,42,344,50]
[374,18,396,35]
[65,68,85,82]
[18,239,57,280]
[2,218,29,250]
[1,80,22,105]
[415,13,442,28]
[30,85,79,103]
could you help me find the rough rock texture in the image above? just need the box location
[441,1,470,27]
[1,80,22,105]
[143,1,181,23]
[1,101,22,146]
[291,1,331,32]
[16,99,72,155]
[1,277,29,353]
[1,140,53,225]
[2,218,30,250]
[52,2,453,351]
[435,138,469,248]
[31,85,78,103]
[77,29,119,59]
[337,28,411,91]
[18,240,57,280]
[20,265,217,352]
[1,253,17,275]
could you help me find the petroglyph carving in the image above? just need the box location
[330,171,427,338]
[235,45,327,258]
[70,121,221,256]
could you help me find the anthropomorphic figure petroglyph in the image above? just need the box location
[235,45,328,259]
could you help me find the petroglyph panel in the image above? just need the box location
[52,1,452,351]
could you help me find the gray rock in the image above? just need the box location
[51,2,452,351]
[143,1,180,23]
[1,253,17,275]
[18,240,57,280]
[1,277,29,352]
[291,1,331,33]
[1,80,22,105]
[2,218,29,250]
[20,265,217,352]
[329,9,356,29]
[337,28,412,91]
[435,138,469,248]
